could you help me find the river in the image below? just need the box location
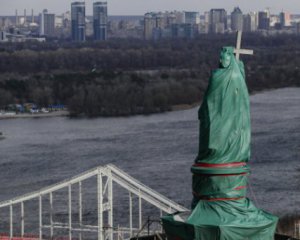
[0,88,299,229]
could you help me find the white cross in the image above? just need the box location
[234,31,254,60]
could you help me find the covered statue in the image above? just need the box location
[162,47,278,240]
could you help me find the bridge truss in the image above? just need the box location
[0,164,188,240]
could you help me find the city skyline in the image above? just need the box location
[1,0,300,16]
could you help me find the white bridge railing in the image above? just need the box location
[0,164,188,240]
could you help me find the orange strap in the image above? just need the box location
[193,162,246,168]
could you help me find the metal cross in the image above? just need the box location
[234,31,254,60]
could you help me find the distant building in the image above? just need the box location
[213,22,226,34]
[171,23,194,38]
[231,7,243,31]
[258,11,270,30]
[184,12,200,24]
[0,17,12,30]
[0,31,8,42]
[144,13,156,40]
[23,9,27,26]
[143,11,196,40]
[93,2,107,41]
[71,1,86,41]
[31,9,35,24]
[209,9,227,33]
[297,22,300,35]
[155,13,165,29]
[144,12,166,40]
[174,11,185,24]
[154,13,165,40]
[167,12,176,25]
[270,15,280,27]
[39,9,55,36]
[183,23,195,38]
[15,9,19,26]
[0,31,45,42]
[243,12,257,32]
[243,15,251,32]
[203,11,210,33]
[279,12,291,27]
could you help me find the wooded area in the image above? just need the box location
[0,33,299,117]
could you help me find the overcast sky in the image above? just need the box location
[0,0,299,16]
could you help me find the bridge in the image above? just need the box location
[0,164,188,240]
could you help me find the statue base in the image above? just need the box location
[162,198,278,240]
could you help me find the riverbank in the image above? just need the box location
[0,110,69,120]
[171,102,200,111]
[0,104,201,120]
[0,87,298,120]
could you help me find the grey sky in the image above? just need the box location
[0,0,299,16]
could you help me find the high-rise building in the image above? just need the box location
[0,17,12,30]
[231,7,243,31]
[174,11,184,24]
[143,11,197,40]
[279,12,291,27]
[0,31,8,42]
[24,9,27,26]
[15,9,19,26]
[93,2,107,41]
[144,12,166,40]
[39,9,55,36]
[297,22,300,35]
[258,11,270,30]
[209,9,227,33]
[243,14,251,32]
[183,23,195,38]
[144,13,156,40]
[243,12,257,32]
[184,12,200,24]
[202,11,210,33]
[71,1,86,41]
[156,13,165,29]
[31,9,34,24]
[167,12,176,26]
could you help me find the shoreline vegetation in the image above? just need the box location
[0,87,296,120]
[0,103,201,120]
[0,34,300,118]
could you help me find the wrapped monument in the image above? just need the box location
[162,46,278,240]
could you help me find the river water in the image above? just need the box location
[0,88,299,227]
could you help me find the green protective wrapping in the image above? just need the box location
[163,199,277,240]
[196,47,250,165]
[162,198,277,240]
[192,174,248,202]
[162,47,278,240]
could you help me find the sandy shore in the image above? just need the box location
[0,110,69,120]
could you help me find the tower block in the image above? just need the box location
[162,32,278,240]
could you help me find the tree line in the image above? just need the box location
[0,34,299,117]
